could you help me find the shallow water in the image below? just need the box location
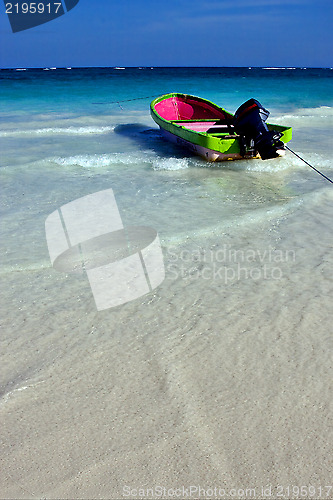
[1,67,332,499]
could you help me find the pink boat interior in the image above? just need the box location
[155,95,235,134]
[155,95,225,120]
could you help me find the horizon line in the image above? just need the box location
[1,65,332,70]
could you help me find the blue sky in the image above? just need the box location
[0,0,332,68]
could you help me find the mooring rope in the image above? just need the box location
[92,94,161,106]
[286,145,333,184]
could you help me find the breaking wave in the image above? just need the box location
[0,125,115,137]
[51,153,134,168]
[51,153,191,170]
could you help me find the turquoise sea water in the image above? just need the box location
[1,68,333,498]
[1,67,332,250]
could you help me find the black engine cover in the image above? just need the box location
[234,99,284,160]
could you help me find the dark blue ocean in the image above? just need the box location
[1,67,333,113]
[1,67,332,498]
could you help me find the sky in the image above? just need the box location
[0,0,332,68]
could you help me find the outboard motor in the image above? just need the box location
[234,99,285,160]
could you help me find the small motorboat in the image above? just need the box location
[150,93,292,161]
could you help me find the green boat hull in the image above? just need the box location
[150,93,292,161]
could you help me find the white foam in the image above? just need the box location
[52,154,116,168]
[244,151,332,173]
[50,152,192,170]
[152,157,190,171]
[263,67,299,70]
[0,126,115,137]
[243,156,300,172]
[51,152,152,168]
[272,106,333,127]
